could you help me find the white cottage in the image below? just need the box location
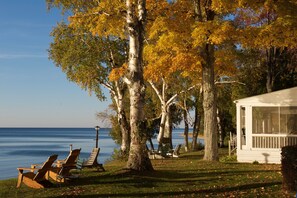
[234,87,297,164]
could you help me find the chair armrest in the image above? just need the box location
[17,167,40,174]
[31,164,42,169]
[56,159,66,164]
[54,159,67,167]
[17,167,39,171]
[61,163,76,168]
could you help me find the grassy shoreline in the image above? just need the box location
[0,149,294,197]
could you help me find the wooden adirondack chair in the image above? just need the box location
[167,144,182,158]
[82,148,105,171]
[16,154,58,189]
[172,144,182,158]
[48,148,81,183]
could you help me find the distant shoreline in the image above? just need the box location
[180,132,204,139]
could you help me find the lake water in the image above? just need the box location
[0,128,198,180]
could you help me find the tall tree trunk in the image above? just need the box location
[107,82,130,155]
[157,103,167,144]
[153,79,168,146]
[217,109,223,148]
[192,107,201,151]
[157,107,172,150]
[266,48,275,93]
[125,0,153,171]
[150,80,195,148]
[164,107,173,149]
[148,138,154,150]
[116,89,130,155]
[266,47,284,93]
[109,44,130,155]
[183,109,189,152]
[192,91,202,151]
[193,0,219,161]
[202,44,218,161]
[119,110,130,155]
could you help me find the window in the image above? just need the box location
[252,106,297,134]
[240,107,246,145]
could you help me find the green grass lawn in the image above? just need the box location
[0,149,295,198]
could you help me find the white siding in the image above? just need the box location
[237,149,281,164]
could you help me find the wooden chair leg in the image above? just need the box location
[23,177,44,189]
[98,164,105,172]
[17,172,23,188]
[45,171,49,180]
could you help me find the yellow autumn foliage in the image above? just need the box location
[211,0,237,13]
[214,49,237,76]
[109,63,128,82]
[69,0,126,38]
[237,1,297,50]
[192,21,236,47]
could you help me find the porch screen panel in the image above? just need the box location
[240,107,246,145]
[252,107,279,134]
[280,107,297,135]
[252,106,297,149]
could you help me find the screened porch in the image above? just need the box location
[235,87,297,163]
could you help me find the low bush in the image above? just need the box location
[219,155,237,163]
[252,160,259,165]
[281,145,297,192]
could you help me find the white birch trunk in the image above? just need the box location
[103,81,130,155]
[125,0,153,171]
[115,83,130,154]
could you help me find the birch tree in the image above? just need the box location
[144,0,200,147]
[123,0,153,171]
[47,0,153,171]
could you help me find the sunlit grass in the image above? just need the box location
[0,149,294,197]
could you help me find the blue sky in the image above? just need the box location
[0,1,111,127]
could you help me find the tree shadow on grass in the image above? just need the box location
[46,158,282,197]
[58,167,280,189]
[48,181,282,198]
[179,153,204,160]
[63,169,217,187]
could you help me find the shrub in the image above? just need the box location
[281,145,297,192]
[191,141,204,151]
[108,148,128,162]
[252,160,259,165]
[220,155,237,163]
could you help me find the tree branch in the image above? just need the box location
[149,81,163,102]
[166,83,200,106]
[215,80,246,85]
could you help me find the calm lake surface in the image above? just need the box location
[0,128,196,180]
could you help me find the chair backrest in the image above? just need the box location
[173,144,182,155]
[76,159,83,170]
[84,148,100,166]
[58,149,81,176]
[64,148,81,166]
[33,154,58,181]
